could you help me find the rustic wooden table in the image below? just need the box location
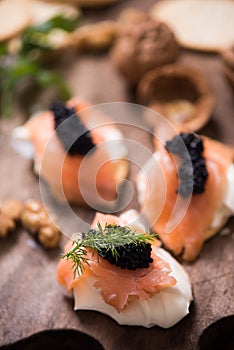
[0,1,234,349]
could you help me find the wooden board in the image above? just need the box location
[0,1,234,349]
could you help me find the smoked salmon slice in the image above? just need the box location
[15,98,128,206]
[137,134,234,261]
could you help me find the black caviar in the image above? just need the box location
[50,102,95,156]
[165,133,208,197]
[99,242,153,270]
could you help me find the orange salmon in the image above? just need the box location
[138,136,234,261]
[21,98,128,205]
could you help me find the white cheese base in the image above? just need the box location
[224,163,234,213]
[73,246,192,328]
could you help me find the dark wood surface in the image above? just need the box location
[0,1,234,349]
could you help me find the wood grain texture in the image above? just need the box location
[0,1,234,349]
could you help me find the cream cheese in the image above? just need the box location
[223,163,234,213]
[73,246,192,328]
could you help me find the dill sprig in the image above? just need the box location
[0,14,79,117]
[62,223,157,277]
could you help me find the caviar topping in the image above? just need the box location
[99,243,153,270]
[97,225,153,270]
[50,102,95,156]
[62,223,156,276]
[165,133,208,197]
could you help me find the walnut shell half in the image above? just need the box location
[137,64,214,132]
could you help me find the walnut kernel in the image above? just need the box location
[21,200,61,248]
[111,12,179,85]
[0,213,15,238]
[38,226,61,249]
[1,199,23,221]
[74,21,118,52]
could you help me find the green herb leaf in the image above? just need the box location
[45,15,80,32]
[36,70,71,100]
[20,14,80,55]
[26,15,79,34]
[0,42,8,56]
[0,14,78,117]
[0,57,71,117]
[62,224,157,278]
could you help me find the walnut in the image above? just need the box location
[73,21,118,52]
[0,199,23,238]
[21,211,44,233]
[111,12,179,85]
[0,212,15,238]
[137,64,214,132]
[21,200,48,233]
[0,198,61,247]
[38,225,61,249]
[24,199,43,213]
[21,199,61,248]
[1,199,23,221]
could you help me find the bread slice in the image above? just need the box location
[29,0,80,25]
[150,0,234,52]
[0,0,32,42]
[0,0,80,44]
